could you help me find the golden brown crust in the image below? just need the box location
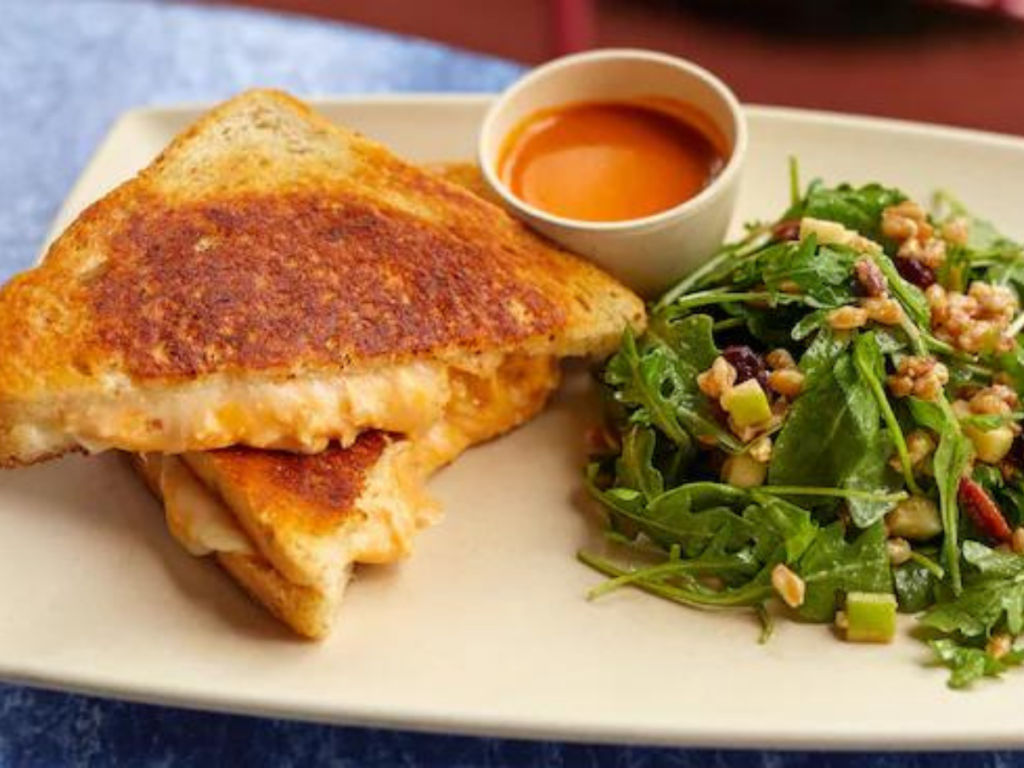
[90,193,565,378]
[215,551,342,640]
[423,162,500,203]
[196,431,389,535]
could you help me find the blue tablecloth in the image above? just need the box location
[0,1,1020,765]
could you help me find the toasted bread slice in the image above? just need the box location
[134,351,560,638]
[132,433,410,640]
[0,90,644,466]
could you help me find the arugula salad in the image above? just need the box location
[583,163,1024,688]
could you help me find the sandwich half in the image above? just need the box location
[0,89,644,466]
[125,162,577,638]
[132,350,560,638]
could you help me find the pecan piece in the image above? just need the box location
[959,478,1012,543]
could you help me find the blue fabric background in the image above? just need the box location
[1,1,1021,764]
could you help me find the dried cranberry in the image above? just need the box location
[896,257,936,289]
[722,345,768,389]
[772,218,801,242]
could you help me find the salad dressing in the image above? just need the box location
[498,99,726,223]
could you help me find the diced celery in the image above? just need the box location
[721,379,771,428]
[844,592,897,644]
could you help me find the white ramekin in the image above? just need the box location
[478,49,748,298]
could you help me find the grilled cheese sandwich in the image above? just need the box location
[0,90,644,467]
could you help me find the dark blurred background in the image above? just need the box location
[195,0,1024,134]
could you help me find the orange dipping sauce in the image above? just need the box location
[498,99,727,223]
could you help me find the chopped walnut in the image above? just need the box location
[898,237,946,269]
[768,368,805,398]
[697,356,737,400]
[968,384,1018,416]
[882,200,932,242]
[766,348,796,370]
[927,281,1018,353]
[828,306,869,330]
[887,355,949,401]
[941,217,970,247]
[862,297,904,325]
[883,200,949,277]
[925,283,948,316]
[971,281,1018,322]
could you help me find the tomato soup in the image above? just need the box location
[498,99,727,223]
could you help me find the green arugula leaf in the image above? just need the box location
[606,316,744,453]
[801,182,907,242]
[873,328,909,355]
[932,409,974,595]
[893,559,937,613]
[906,396,946,433]
[759,236,859,308]
[616,426,664,502]
[769,352,881,503]
[921,541,1024,688]
[746,493,819,565]
[920,542,1024,637]
[843,430,902,528]
[908,394,973,593]
[578,549,776,611]
[791,309,829,342]
[643,482,754,556]
[964,539,1024,581]
[853,332,922,498]
[929,639,1024,689]
[798,325,850,389]
[646,311,719,369]
[796,521,892,623]
[605,329,688,445]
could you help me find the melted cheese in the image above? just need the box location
[63,361,452,455]
[146,354,559,575]
[141,453,253,556]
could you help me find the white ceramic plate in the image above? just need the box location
[7,96,1024,750]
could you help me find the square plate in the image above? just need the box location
[8,96,1024,750]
